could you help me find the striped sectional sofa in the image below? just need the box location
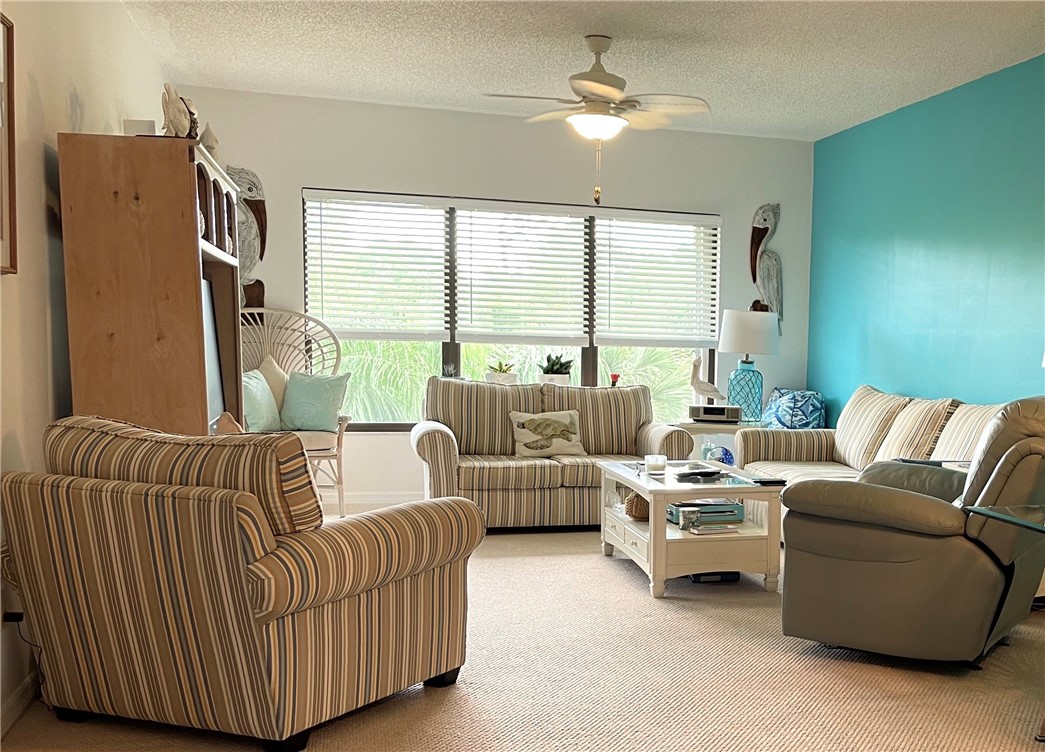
[0,416,485,752]
[411,377,694,527]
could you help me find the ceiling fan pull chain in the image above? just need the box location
[593,139,602,205]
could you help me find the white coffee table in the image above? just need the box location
[598,459,782,598]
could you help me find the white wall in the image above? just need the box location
[0,1,167,733]
[186,86,813,502]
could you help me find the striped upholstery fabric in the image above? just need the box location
[457,455,562,490]
[247,498,485,623]
[424,377,542,455]
[873,398,961,462]
[0,472,280,740]
[833,386,912,470]
[554,454,640,487]
[44,415,322,535]
[0,542,19,590]
[930,403,1002,461]
[736,428,837,468]
[541,384,652,455]
[471,487,600,527]
[262,559,470,739]
[411,420,460,498]
[745,460,861,484]
[1,467,485,744]
[637,422,694,460]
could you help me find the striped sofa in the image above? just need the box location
[736,385,1004,531]
[0,416,485,752]
[411,378,694,528]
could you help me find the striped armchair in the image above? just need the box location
[0,417,485,752]
[412,378,693,528]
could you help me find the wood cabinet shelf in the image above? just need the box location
[58,133,243,435]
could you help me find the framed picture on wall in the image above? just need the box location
[0,13,14,275]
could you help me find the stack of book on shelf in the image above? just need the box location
[689,524,740,536]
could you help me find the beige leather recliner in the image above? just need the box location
[780,397,1045,662]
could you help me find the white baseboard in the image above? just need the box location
[1,671,36,738]
[319,490,426,515]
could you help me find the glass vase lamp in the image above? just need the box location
[717,310,780,423]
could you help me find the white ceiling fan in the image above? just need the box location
[485,35,709,203]
[485,34,710,142]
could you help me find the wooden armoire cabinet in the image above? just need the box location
[57,133,243,435]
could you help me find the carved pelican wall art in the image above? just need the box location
[225,165,268,307]
[749,203,782,332]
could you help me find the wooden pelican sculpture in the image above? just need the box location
[225,166,267,307]
[749,203,782,332]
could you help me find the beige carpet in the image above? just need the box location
[4,531,1043,752]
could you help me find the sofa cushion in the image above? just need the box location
[510,409,586,458]
[746,460,861,484]
[424,377,542,456]
[929,403,1002,461]
[833,385,911,470]
[553,454,641,487]
[873,398,960,462]
[43,415,322,536]
[458,455,562,490]
[540,384,652,455]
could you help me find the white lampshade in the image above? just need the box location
[718,309,780,357]
[566,113,628,140]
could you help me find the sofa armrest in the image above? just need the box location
[781,480,968,536]
[246,497,486,622]
[857,461,968,502]
[736,428,837,468]
[637,422,694,460]
[410,420,460,498]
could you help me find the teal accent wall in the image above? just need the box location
[809,56,1045,424]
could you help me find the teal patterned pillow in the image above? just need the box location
[242,369,282,432]
[280,371,351,432]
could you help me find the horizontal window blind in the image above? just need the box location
[304,196,449,341]
[593,216,720,348]
[304,189,721,351]
[455,209,589,345]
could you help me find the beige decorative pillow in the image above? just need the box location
[509,409,586,458]
[833,385,911,470]
[873,398,961,462]
[258,355,290,411]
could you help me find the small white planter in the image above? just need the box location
[537,373,571,386]
[485,372,519,385]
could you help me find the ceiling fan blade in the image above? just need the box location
[485,94,581,104]
[569,78,625,102]
[622,110,672,131]
[525,108,583,124]
[628,94,710,114]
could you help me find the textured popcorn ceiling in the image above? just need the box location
[128,1,1044,141]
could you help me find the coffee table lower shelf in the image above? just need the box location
[602,506,774,586]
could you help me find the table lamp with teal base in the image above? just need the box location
[718,309,780,423]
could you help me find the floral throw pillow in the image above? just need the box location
[509,409,586,458]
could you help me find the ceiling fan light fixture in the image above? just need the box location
[566,112,628,141]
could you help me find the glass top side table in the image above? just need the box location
[966,504,1045,743]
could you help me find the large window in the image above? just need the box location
[304,190,720,426]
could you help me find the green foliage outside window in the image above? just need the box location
[340,340,697,425]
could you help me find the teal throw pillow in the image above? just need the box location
[280,371,351,432]
[242,369,282,432]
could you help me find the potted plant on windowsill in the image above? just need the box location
[537,354,573,386]
[485,361,518,385]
